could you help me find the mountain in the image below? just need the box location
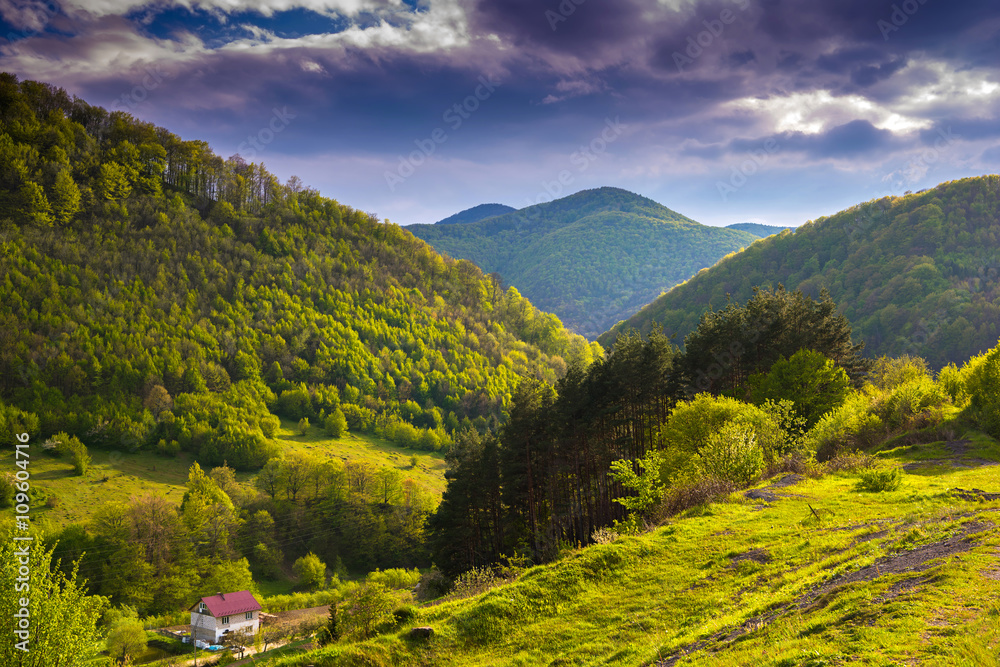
[600,176,1000,367]
[434,203,516,225]
[407,187,759,338]
[726,222,794,237]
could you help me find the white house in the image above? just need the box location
[189,590,262,644]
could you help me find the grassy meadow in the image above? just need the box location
[1,418,446,531]
[263,422,1000,667]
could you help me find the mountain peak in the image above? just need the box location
[434,203,517,225]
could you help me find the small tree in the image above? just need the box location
[342,582,395,639]
[318,602,341,645]
[107,618,147,664]
[293,552,326,590]
[297,417,310,436]
[750,349,851,427]
[324,408,348,438]
[221,627,253,659]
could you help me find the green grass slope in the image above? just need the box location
[261,423,1000,666]
[0,418,446,531]
[407,187,758,338]
[601,176,1000,367]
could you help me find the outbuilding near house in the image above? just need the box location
[189,590,262,644]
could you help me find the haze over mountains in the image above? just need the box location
[602,175,1000,368]
[408,188,776,338]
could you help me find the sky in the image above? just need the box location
[1,0,999,227]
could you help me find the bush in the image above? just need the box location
[415,568,451,602]
[0,473,15,508]
[297,417,310,435]
[53,432,89,475]
[657,476,737,519]
[750,349,852,427]
[391,604,418,626]
[342,582,395,639]
[292,552,326,590]
[698,422,764,487]
[856,467,902,492]
[964,342,1000,437]
[325,408,348,438]
[155,438,180,457]
[366,567,420,590]
[260,414,281,438]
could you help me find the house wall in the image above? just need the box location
[190,611,217,644]
[190,610,260,644]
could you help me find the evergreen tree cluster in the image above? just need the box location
[430,287,869,575]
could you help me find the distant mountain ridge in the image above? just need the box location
[408,187,758,338]
[435,203,516,225]
[726,222,794,237]
[600,175,1000,367]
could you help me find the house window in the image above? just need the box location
[221,616,230,624]
[199,603,206,613]
[246,612,253,620]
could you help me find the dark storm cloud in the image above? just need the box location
[2,0,999,226]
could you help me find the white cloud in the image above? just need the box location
[721,90,932,136]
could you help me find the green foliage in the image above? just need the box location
[674,286,870,396]
[366,567,421,590]
[855,466,902,492]
[342,582,396,639]
[106,618,148,663]
[0,527,110,666]
[963,341,1000,437]
[53,431,90,475]
[0,75,594,477]
[698,421,764,486]
[293,552,327,590]
[297,417,310,436]
[610,451,666,519]
[410,187,758,338]
[750,349,852,427]
[325,408,348,437]
[604,177,1000,368]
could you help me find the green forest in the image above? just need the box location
[2,73,1000,667]
[408,187,760,338]
[602,177,1000,367]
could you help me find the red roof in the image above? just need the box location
[190,590,261,617]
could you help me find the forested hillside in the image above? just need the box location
[433,203,515,225]
[726,222,794,237]
[602,176,1000,367]
[408,187,759,338]
[0,73,606,603]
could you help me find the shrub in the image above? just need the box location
[657,476,736,519]
[260,414,280,438]
[391,604,418,626]
[0,473,15,508]
[869,355,931,391]
[53,432,90,475]
[415,568,451,602]
[964,342,1000,437]
[292,552,327,590]
[296,417,310,435]
[750,349,852,427]
[698,421,764,487]
[807,389,884,461]
[856,467,902,492]
[342,582,395,639]
[366,567,420,590]
[324,408,348,438]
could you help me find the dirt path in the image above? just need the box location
[655,520,996,666]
